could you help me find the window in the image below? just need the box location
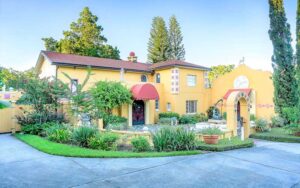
[187,75,196,86]
[186,100,197,114]
[156,73,161,83]
[167,103,171,111]
[71,79,78,94]
[155,100,159,111]
[204,71,210,88]
[141,75,147,82]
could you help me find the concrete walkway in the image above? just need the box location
[0,134,300,188]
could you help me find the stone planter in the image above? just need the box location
[203,135,219,144]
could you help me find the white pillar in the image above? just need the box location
[145,100,150,125]
[128,104,132,127]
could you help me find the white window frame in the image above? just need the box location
[186,100,197,114]
[155,100,159,111]
[204,71,210,88]
[187,75,196,87]
[167,103,171,111]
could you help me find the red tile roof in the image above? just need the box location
[41,51,210,72]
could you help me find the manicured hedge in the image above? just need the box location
[196,138,254,152]
[249,128,300,143]
[158,112,180,119]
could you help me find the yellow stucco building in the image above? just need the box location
[36,51,275,136]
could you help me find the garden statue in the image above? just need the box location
[212,108,222,120]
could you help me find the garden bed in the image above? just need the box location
[15,134,201,158]
[196,137,254,152]
[250,128,300,143]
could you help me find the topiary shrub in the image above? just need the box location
[255,118,269,132]
[72,126,98,147]
[87,132,119,151]
[158,112,180,119]
[131,136,151,152]
[271,115,285,128]
[179,115,198,124]
[152,127,196,152]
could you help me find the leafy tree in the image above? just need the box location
[147,17,170,63]
[297,0,300,108]
[42,7,120,59]
[89,81,132,118]
[208,64,235,82]
[168,15,185,60]
[268,0,298,114]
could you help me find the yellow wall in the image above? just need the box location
[211,64,275,120]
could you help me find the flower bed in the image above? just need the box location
[196,137,254,152]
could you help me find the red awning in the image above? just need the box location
[131,83,159,100]
[223,88,252,100]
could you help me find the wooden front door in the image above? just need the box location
[132,100,145,125]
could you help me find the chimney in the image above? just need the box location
[128,51,137,62]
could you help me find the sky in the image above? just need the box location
[0,0,298,71]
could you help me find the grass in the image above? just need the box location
[15,134,201,158]
[250,128,300,143]
[196,137,254,152]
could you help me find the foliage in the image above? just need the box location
[179,115,198,124]
[255,118,269,132]
[152,127,196,152]
[16,134,200,158]
[158,118,173,125]
[131,136,151,152]
[87,132,119,151]
[42,7,120,59]
[200,127,223,135]
[194,113,208,122]
[222,112,227,120]
[282,107,300,124]
[284,123,300,136]
[271,115,285,127]
[103,115,127,126]
[21,122,56,136]
[206,106,219,119]
[158,112,180,119]
[44,123,72,143]
[167,15,185,60]
[16,77,68,124]
[147,17,169,63]
[0,103,7,109]
[296,0,300,110]
[250,114,256,121]
[72,126,98,147]
[208,64,235,82]
[62,67,94,116]
[250,128,300,143]
[196,137,254,152]
[90,81,132,119]
[269,0,298,115]
[16,111,66,126]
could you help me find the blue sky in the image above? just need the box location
[0,0,297,71]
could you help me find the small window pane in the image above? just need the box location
[187,75,196,86]
[167,103,171,111]
[186,100,197,114]
[155,100,159,111]
[141,75,147,82]
[156,73,161,83]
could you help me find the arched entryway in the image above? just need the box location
[226,91,251,139]
[132,100,145,125]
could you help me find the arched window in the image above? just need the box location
[141,75,147,82]
[156,73,161,83]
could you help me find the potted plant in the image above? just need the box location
[201,127,223,144]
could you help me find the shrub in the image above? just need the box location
[201,127,223,135]
[21,122,55,135]
[72,126,98,147]
[195,113,208,122]
[222,112,227,120]
[158,112,180,119]
[103,115,127,125]
[271,115,285,128]
[17,111,66,126]
[255,118,269,132]
[87,132,119,151]
[152,127,196,152]
[284,123,300,136]
[250,114,256,121]
[179,115,198,124]
[131,136,151,152]
[206,106,219,119]
[158,118,173,125]
[282,107,300,124]
[48,129,71,143]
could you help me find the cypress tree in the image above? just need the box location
[168,15,185,60]
[296,0,300,107]
[268,0,298,114]
[147,17,169,63]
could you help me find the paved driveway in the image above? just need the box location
[0,134,300,188]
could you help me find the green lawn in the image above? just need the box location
[250,128,300,143]
[15,134,201,158]
[196,137,254,152]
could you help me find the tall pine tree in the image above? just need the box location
[297,0,300,108]
[42,7,120,59]
[168,16,185,60]
[268,0,298,114]
[147,17,169,63]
